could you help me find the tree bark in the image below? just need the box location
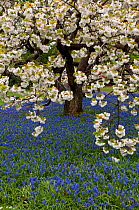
[63,84,83,115]
[57,40,86,115]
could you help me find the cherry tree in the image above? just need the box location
[0,0,139,158]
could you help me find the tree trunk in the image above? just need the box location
[56,40,85,115]
[63,84,83,115]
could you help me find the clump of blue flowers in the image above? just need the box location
[0,94,139,209]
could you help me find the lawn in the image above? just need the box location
[0,92,22,106]
[0,92,139,210]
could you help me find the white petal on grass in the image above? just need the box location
[103,147,109,154]
[131,109,137,116]
[120,105,128,111]
[112,156,120,163]
[32,126,43,137]
[115,125,125,138]
[96,93,105,100]
[134,124,139,130]
[91,99,97,106]
[99,100,107,107]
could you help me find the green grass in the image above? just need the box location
[0,92,22,105]
[100,86,113,92]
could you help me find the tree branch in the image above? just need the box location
[68,43,95,52]
[14,50,43,67]
[101,0,110,6]
[57,39,75,91]
[77,56,90,76]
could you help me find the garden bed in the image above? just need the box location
[0,93,139,209]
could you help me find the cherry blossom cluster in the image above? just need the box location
[94,112,139,158]
[0,0,138,156]
[74,71,87,84]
